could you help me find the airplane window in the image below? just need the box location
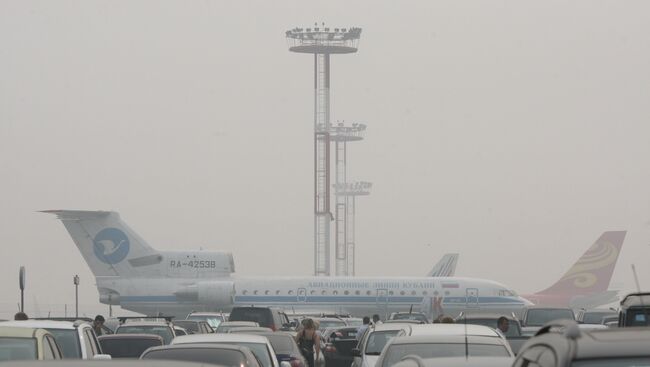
[243,290,248,295]
[311,290,316,295]
[445,291,450,296]
[411,291,416,296]
[389,291,394,295]
[422,291,428,296]
[344,290,349,295]
[288,290,294,295]
[400,291,405,295]
[333,291,338,295]
[355,290,360,295]
[265,290,270,295]
[322,290,327,295]
[253,290,258,295]
[276,290,280,295]
[367,291,372,296]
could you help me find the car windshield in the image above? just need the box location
[526,309,575,326]
[319,320,346,328]
[625,309,650,327]
[0,338,37,361]
[230,309,273,329]
[117,326,174,344]
[346,319,363,327]
[45,328,81,358]
[392,314,427,322]
[216,342,273,367]
[582,312,615,324]
[174,321,200,333]
[266,334,299,354]
[100,338,163,358]
[143,348,251,367]
[188,315,224,329]
[383,343,510,366]
[466,318,521,337]
[572,358,650,367]
[364,330,400,355]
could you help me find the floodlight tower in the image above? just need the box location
[331,122,366,276]
[286,25,362,276]
[333,181,372,276]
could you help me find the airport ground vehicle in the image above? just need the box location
[520,307,575,335]
[141,343,262,367]
[388,312,428,323]
[216,321,260,333]
[0,320,108,359]
[172,333,281,367]
[321,326,358,367]
[375,334,513,367]
[97,334,163,358]
[391,356,513,367]
[230,306,291,331]
[0,326,63,360]
[575,308,617,324]
[186,312,228,329]
[618,292,650,327]
[455,313,528,354]
[247,331,307,367]
[351,323,414,367]
[174,320,214,334]
[513,320,650,366]
[115,318,176,345]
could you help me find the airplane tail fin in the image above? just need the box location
[42,210,160,278]
[427,253,459,277]
[537,231,626,296]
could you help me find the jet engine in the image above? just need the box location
[174,281,235,307]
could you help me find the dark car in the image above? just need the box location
[98,334,164,358]
[575,308,617,325]
[514,320,650,366]
[248,331,307,367]
[173,320,214,334]
[455,313,529,355]
[618,292,650,327]
[141,343,261,367]
[229,307,290,331]
[321,327,359,367]
[520,307,575,335]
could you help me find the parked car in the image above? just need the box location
[229,306,291,331]
[216,321,260,333]
[0,320,108,359]
[98,334,164,358]
[575,308,618,324]
[618,292,650,327]
[141,343,262,367]
[519,307,575,335]
[227,327,274,334]
[392,356,513,367]
[454,312,529,354]
[115,320,175,345]
[351,322,414,367]
[0,326,63,360]
[32,317,114,335]
[173,320,214,334]
[258,332,307,367]
[313,317,347,330]
[321,326,359,367]
[388,312,429,324]
[375,334,513,367]
[171,332,281,367]
[186,312,228,330]
[174,326,189,336]
[514,320,650,366]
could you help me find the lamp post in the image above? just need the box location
[19,266,25,313]
[73,275,80,318]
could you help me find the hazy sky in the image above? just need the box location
[1,0,650,319]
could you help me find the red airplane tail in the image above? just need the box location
[536,231,626,297]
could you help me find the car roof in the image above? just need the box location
[620,292,650,307]
[408,324,500,337]
[98,333,163,341]
[220,321,259,326]
[392,356,514,367]
[574,328,650,359]
[172,333,270,344]
[228,327,274,333]
[525,306,573,311]
[370,323,413,332]
[388,335,508,345]
[0,326,51,338]
[117,321,171,327]
[0,320,79,330]
[146,343,252,351]
[459,313,517,320]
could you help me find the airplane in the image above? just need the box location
[42,210,531,318]
[427,253,458,277]
[522,231,627,309]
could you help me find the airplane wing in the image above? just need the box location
[426,253,459,277]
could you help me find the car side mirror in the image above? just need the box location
[281,361,292,367]
[93,354,112,360]
[351,348,361,357]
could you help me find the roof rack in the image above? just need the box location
[118,316,174,324]
[535,319,581,339]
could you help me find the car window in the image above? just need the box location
[364,330,400,355]
[218,342,273,367]
[266,334,300,354]
[0,337,37,361]
[116,326,174,344]
[582,312,615,324]
[383,343,510,366]
[526,309,575,326]
[319,320,346,328]
[100,338,164,358]
[466,318,521,337]
[230,308,273,328]
[143,348,252,367]
[44,328,81,359]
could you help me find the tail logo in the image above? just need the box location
[93,228,130,264]
[561,239,619,288]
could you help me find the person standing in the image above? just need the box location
[496,316,510,335]
[93,315,105,336]
[295,318,320,367]
[356,316,371,340]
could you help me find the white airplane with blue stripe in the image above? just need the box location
[43,210,531,318]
